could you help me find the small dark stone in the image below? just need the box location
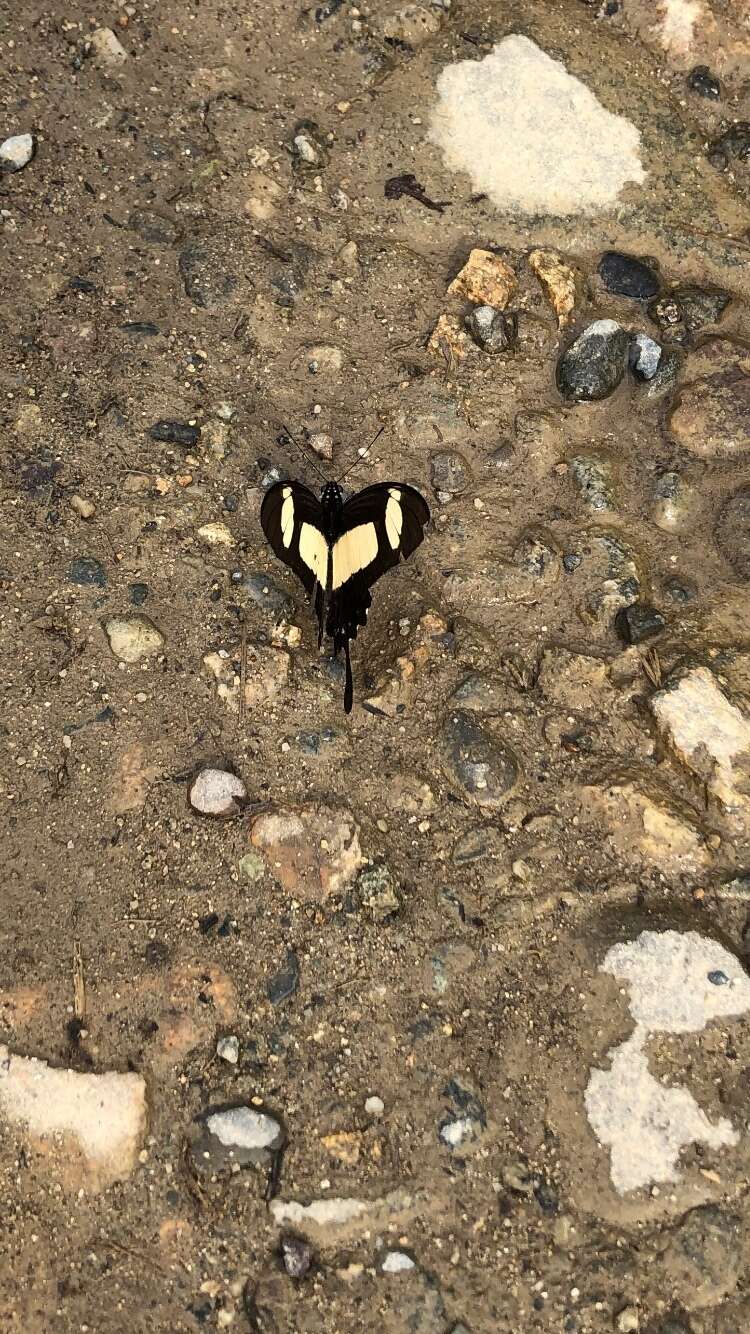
[120,321,160,337]
[430,450,471,496]
[598,251,659,299]
[267,950,300,1004]
[563,553,582,573]
[94,706,115,724]
[68,276,97,294]
[487,441,515,471]
[533,1177,559,1214]
[440,710,519,807]
[296,731,321,755]
[465,306,518,353]
[242,572,294,617]
[68,556,107,587]
[199,912,220,935]
[615,602,666,644]
[648,287,730,344]
[223,493,239,513]
[280,1234,313,1279]
[444,1077,486,1124]
[688,64,720,99]
[708,969,729,985]
[20,452,61,496]
[217,915,234,938]
[179,244,237,309]
[557,321,630,402]
[663,576,696,603]
[129,582,149,606]
[709,121,750,170]
[129,208,181,245]
[145,939,169,967]
[149,419,200,447]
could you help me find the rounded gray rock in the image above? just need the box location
[439,710,518,807]
[557,320,630,402]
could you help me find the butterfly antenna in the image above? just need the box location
[278,422,328,484]
[335,425,385,485]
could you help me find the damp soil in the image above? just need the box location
[2,0,750,1331]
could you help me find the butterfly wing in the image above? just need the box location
[260,481,330,642]
[327,483,430,711]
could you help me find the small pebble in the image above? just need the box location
[598,251,659,300]
[629,333,662,381]
[615,1309,640,1333]
[197,522,234,547]
[105,614,163,662]
[688,65,720,100]
[465,305,518,353]
[217,1035,240,1064]
[267,949,300,1004]
[189,768,247,817]
[365,1095,385,1117]
[708,970,729,986]
[150,420,200,447]
[70,494,96,520]
[557,320,630,402]
[69,556,106,587]
[614,602,666,645]
[0,133,35,173]
[381,1251,416,1274]
[90,26,129,66]
[281,1234,313,1279]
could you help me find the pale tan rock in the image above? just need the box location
[528,249,577,326]
[538,648,612,711]
[651,667,750,828]
[70,494,96,519]
[111,743,159,814]
[251,804,365,900]
[428,314,474,363]
[90,26,129,67]
[321,1131,362,1165]
[305,344,344,374]
[243,169,283,221]
[448,248,517,308]
[197,521,234,547]
[203,645,290,712]
[381,4,441,45]
[104,615,163,663]
[583,780,711,873]
[0,1045,146,1191]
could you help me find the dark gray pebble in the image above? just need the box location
[120,321,160,337]
[242,572,295,617]
[688,64,720,99]
[439,710,519,807]
[615,602,666,644]
[129,208,181,245]
[708,121,750,170]
[280,1235,313,1279]
[150,419,200,447]
[557,320,630,402]
[648,287,730,344]
[129,582,149,606]
[69,556,107,587]
[179,244,237,309]
[430,450,470,496]
[267,950,300,1004]
[465,306,518,353]
[598,251,659,300]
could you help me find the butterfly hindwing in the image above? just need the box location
[260,481,329,641]
[326,483,430,709]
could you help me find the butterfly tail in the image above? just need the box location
[343,639,353,713]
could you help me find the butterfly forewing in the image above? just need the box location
[260,481,329,639]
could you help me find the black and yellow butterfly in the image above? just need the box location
[261,444,430,712]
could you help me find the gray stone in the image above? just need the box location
[429,450,470,497]
[570,456,616,512]
[465,305,518,353]
[69,556,107,587]
[189,1104,285,1177]
[216,1035,240,1064]
[557,320,630,401]
[439,710,519,807]
[381,1250,416,1273]
[356,863,401,920]
[179,244,237,309]
[629,333,662,380]
[189,768,246,817]
[598,251,659,299]
[267,950,300,1004]
[0,133,35,173]
[280,1234,312,1279]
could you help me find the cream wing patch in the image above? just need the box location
[298,522,329,585]
[332,523,378,590]
[385,489,403,550]
[280,487,295,549]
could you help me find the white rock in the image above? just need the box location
[365,1095,385,1117]
[272,1197,369,1229]
[429,35,645,216]
[0,1045,146,1189]
[189,768,246,817]
[651,667,750,829]
[217,1035,240,1064]
[0,133,35,173]
[439,1115,481,1149]
[104,615,163,663]
[198,521,235,546]
[206,1106,282,1151]
[381,1251,415,1274]
[90,27,129,67]
[585,930,750,1194]
[631,333,662,380]
[270,1187,420,1237]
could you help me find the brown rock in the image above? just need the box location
[111,744,159,814]
[251,804,365,900]
[668,342,750,458]
[528,249,577,326]
[448,248,517,308]
[428,313,474,363]
[321,1131,362,1165]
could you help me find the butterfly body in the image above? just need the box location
[261,477,430,713]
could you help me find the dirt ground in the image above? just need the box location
[2,0,750,1330]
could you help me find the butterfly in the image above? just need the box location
[260,430,430,713]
